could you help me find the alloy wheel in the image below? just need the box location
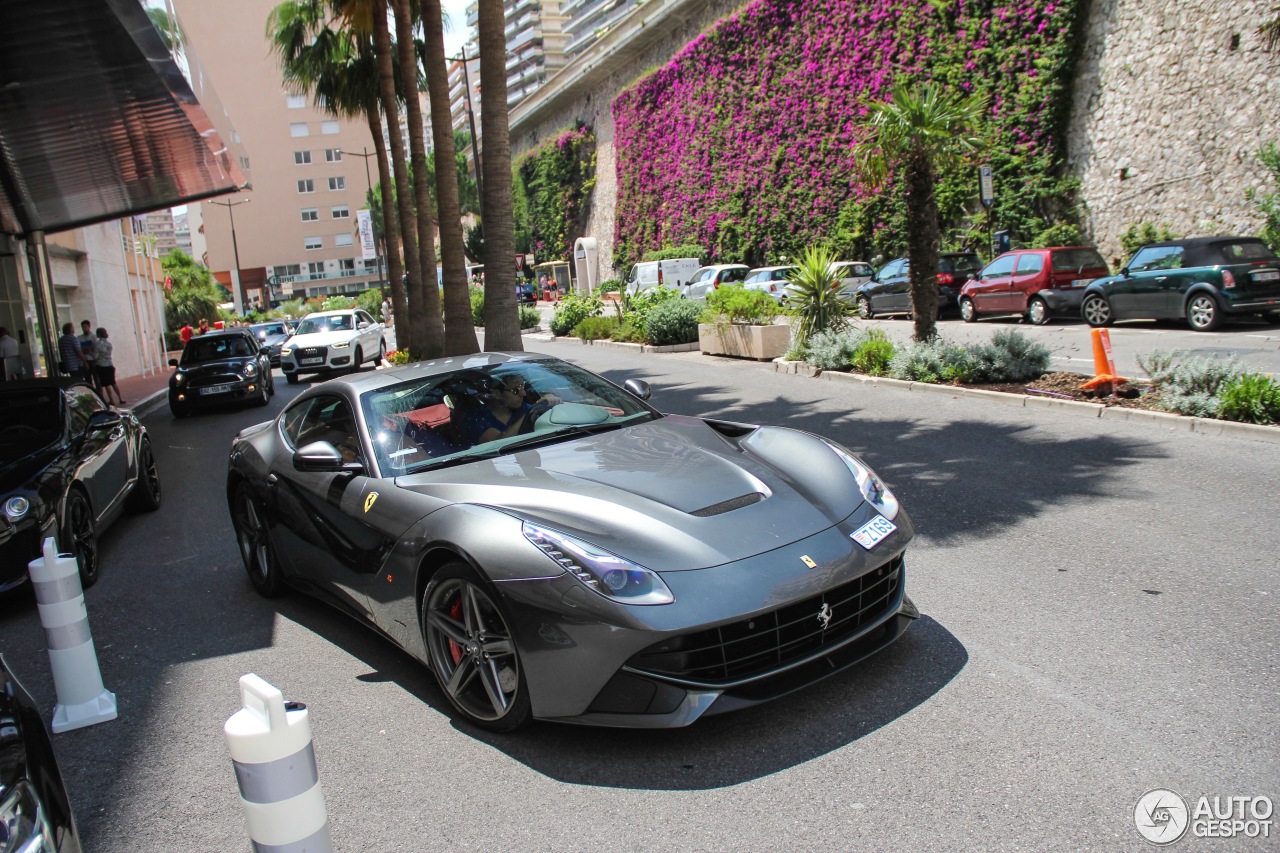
[128,439,162,512]
[1082,295,1112,327]
[960,298,977,323]
[1187,294,1220,331]
[424,572,528,729]
[856,296,872,319]
[1028,298,1049,326]
[233,485,282,596]
[65,491,98,588]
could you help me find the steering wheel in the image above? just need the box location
[516,400,555,435]
[0,424,40,440]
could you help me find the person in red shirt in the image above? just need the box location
[179,322,193,344]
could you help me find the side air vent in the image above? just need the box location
[689,492,765,517]
[703,418,758,438]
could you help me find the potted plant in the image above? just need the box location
[698,285,789,359]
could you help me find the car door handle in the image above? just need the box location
[1155,276,1168,282]
[267,473,279,485]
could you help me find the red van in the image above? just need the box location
[959,247,1110,325]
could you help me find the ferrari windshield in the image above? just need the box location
[361,360,659,475]
[0,388,62,459]
[295,314,354,335]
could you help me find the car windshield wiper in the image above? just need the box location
[494,421,630,455]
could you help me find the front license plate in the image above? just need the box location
[851,515,897,550]
[299,357,324,365]
[199,383,236,396]
[1252,269,1279,282]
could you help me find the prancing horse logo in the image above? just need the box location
[364,491,379,513]
[817,602,833,629]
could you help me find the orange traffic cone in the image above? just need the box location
[1079,328,1127,396]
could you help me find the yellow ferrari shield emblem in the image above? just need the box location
[800,555,817,569]
[364,491,379,513]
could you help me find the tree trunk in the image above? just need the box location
[420,0,479,356]
[373,1,426,358]
[366,102,407,340]
[904,152,940,342]
[476,0,522,352]
[392,0,445,358]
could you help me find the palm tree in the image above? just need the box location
[419,0,480,355]
[392,0,446,358]
[1262,6,1280,51]
[787,246,850,349]
[476,0,522,351]
[855,82,987,342]
[267,0,410,350]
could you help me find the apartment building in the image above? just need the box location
[140,209,179,258]
[449,49,482,134]
[173,0,384,309]
[464,0,567,110]
[561,0,643,58]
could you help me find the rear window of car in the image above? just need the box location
[1050,249,1108,272]
[1216,241,1279,263]
[720,268,747,282]
[940,255,981,277]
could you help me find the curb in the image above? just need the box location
[132,387,169,419]
[536,336,700,354]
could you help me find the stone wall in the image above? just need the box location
[1067,0,1280,266]
[514,0,1280,282]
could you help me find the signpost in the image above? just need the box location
[979,165,995,257]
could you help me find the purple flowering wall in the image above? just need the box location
[612,0,1083,267]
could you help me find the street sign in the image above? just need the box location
[979,165,994,209]
[357,209,377,261]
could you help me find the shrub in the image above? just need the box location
[164,330,183,352]
[519,305,541,329]
[1119,222,1176,258]
[550,292,602,336]
[965,329,1052,383]
[701,285,779,325]
[645,298,702,345]
[1138,350,1245,416]
[469,285,485,326]
[889,338,973,383]
[572,315,621,340]
[612,318,647,342]
[387,349,411,365]
[787,246,851,348]
[640,244,704,263]
[595,278,623,294]
[805,328,862,370]
[356,289,383,317]
[852,333,895,376]
[1215,373,1280,424]
[321,295,355,311]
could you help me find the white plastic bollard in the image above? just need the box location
[225,674,332,853]
[27,536,118,733]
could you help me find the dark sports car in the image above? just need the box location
[168,329,275,417]
[226,354,916,730]
[0,379,160,592]
[0,656,83,852]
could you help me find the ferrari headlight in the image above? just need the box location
[822,440,899,520]
[4,495,30,520]
[331,341,349,349]
[243,362,257,376]
[280,346,292,356]
[523,522,674,605]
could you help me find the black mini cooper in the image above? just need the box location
[168,330,275,417]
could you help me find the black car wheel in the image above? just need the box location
[959,297,977,323]
[62,489,98,588]
[126,438,162,512]
[856,296,873,319]
[1186,293,1222,332]
[232,483,283,597]
[286,372,299,385]
[254,377,270,406]
[1027,297,1051,326]
[1082,294,1113,327]
[352,346,364,373]
[378,339,386,365]
[423,563,531,732]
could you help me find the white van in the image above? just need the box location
[624,257,702,295]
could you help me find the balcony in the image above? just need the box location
[274,266,375,286]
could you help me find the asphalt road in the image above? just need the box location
[1,339,1277,852]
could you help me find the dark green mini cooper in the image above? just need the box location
[1080,237,1280,331]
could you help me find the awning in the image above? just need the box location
[0,0,247,238]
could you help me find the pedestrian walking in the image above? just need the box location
[180,322,193,345]
[78,320,100,389]
[196,318,211,335]
[93,328,125,406]
[58,323,86,379]
[0,326,19,381]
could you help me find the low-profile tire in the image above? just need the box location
[62,488,98,589]
[856,296,873,319]
[959,297,977,323]
[1186,293,1222,332]
[422,562,531,732]
[286,372,300,385]
[254,376,270,406]
[126,438,162,513]
[377,339,386,366]
[231,482,284,597]
[352,346,364,373]
[1027,297,1051,326]
[1081,294,1113,327]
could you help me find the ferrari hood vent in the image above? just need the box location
[689,492,765,517]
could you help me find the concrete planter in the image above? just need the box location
[698,323,790,360]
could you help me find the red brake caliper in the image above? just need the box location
[447,595,464,666]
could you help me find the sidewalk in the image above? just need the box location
[115,355,178,415]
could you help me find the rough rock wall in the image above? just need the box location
[1067,0,1280,265]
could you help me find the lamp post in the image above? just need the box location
[452,50,483,203]
[207,197,251,315]
[337,148,386,300]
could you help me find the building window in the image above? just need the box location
[301,208,319,222]
[325,148,343,162]
[308,261,325,275]
[290,122,309,137]
[304,236,322,250]
[286,94,307,109]
[334,232,354,247]
[328,176,346,191]
[339,258,356,272]
[320,120,340,135]
[294,150,311,165]
[273,264,301,278]
[331,205,349,219]
[297,179,315,194]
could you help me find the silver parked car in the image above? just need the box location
[226,353,917,731]
[743,265,796,304]
[683,264,749,300]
